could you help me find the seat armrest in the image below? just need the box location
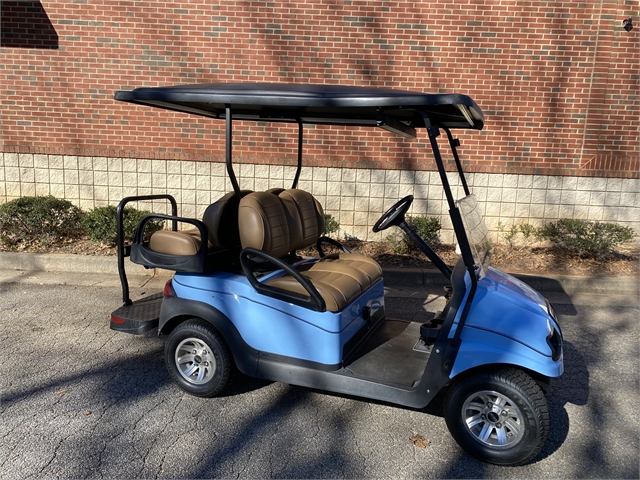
[240,247,326,312]
[316,236,350,258]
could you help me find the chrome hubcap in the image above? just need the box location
[175,337,216,385]
[462,390,525,448]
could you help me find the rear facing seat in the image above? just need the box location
[149,190,251,256]
[238,189,382,312]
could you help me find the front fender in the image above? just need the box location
[450,326,564,379]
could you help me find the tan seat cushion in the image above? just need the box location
[270,255,382,312]
[149,229,202,256]
[267,269,363,313]
[300,257,370,288]
[317,252,383,286]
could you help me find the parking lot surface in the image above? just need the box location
[0,276,638,478]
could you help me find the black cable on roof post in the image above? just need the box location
[225,105,241,196]
[292,119,303,189]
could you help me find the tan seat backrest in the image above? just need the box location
[239,189,326,257]
[279,189,325,251]
[202,190,252,249]
[239,191,292,258]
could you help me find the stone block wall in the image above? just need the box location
[2,152,638,243]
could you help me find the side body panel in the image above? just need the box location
[170,271,384,365]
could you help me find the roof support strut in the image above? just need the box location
[225,105,241,196]
[292,119,303,189]
[443,127,470,197]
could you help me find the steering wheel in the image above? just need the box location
[372,195,414,233]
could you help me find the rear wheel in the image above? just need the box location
[165,319,233,397]
[444,368,549,466]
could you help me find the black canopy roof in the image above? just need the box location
[114,83,484,133]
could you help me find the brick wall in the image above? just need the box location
[2,0,638,178]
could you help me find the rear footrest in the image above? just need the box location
[110,292,163,334]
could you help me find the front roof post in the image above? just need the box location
[420,112,456,212]
[419,111,476,277]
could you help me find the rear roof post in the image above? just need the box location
[225,105,241,196]
[292,119,303,189]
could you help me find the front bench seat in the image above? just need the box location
[238,190,382,312]
[277,188,382,286]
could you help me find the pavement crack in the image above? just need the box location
[155,395,186,477]
[35,436,64,477]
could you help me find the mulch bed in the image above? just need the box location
[2,235,638,277]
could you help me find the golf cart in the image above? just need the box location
[110,83,563,466]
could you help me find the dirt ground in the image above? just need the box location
[377,243,639,277]
[337,239,639,277]
[3,235,638,278]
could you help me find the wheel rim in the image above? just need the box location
[174,337,216,385]
[461,390,525,449]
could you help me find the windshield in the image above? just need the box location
[456,194,493,278]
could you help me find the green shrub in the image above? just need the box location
[497,221,539,252]
[323,213,340,237]
[81,205,164,245]
[385,215,442,254]
[538,218,635,258]
[386,233,409,255]
[407,215,441,246]
[0,196,84,247]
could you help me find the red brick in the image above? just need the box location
[0,0,638,178]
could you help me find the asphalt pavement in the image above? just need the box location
[0,257,638,478]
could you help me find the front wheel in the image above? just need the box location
[165,319,233,397]
[444,368,549,466]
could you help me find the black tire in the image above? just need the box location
[444,368,549,466]
[164,319,233,397]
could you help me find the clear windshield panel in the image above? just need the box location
[455,194,494,278]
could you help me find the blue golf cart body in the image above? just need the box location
[109,83,563,466]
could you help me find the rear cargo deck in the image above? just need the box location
[110,292,162,334]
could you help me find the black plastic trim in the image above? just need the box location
[159,294,459,408]
[316,236,350,258]
[130,214,215,273]
[342,305,386,363]
[240,247,326,312]
[110,292,163,335]
[110,315,158,335]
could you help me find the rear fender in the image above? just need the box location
[159,296,259,376]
